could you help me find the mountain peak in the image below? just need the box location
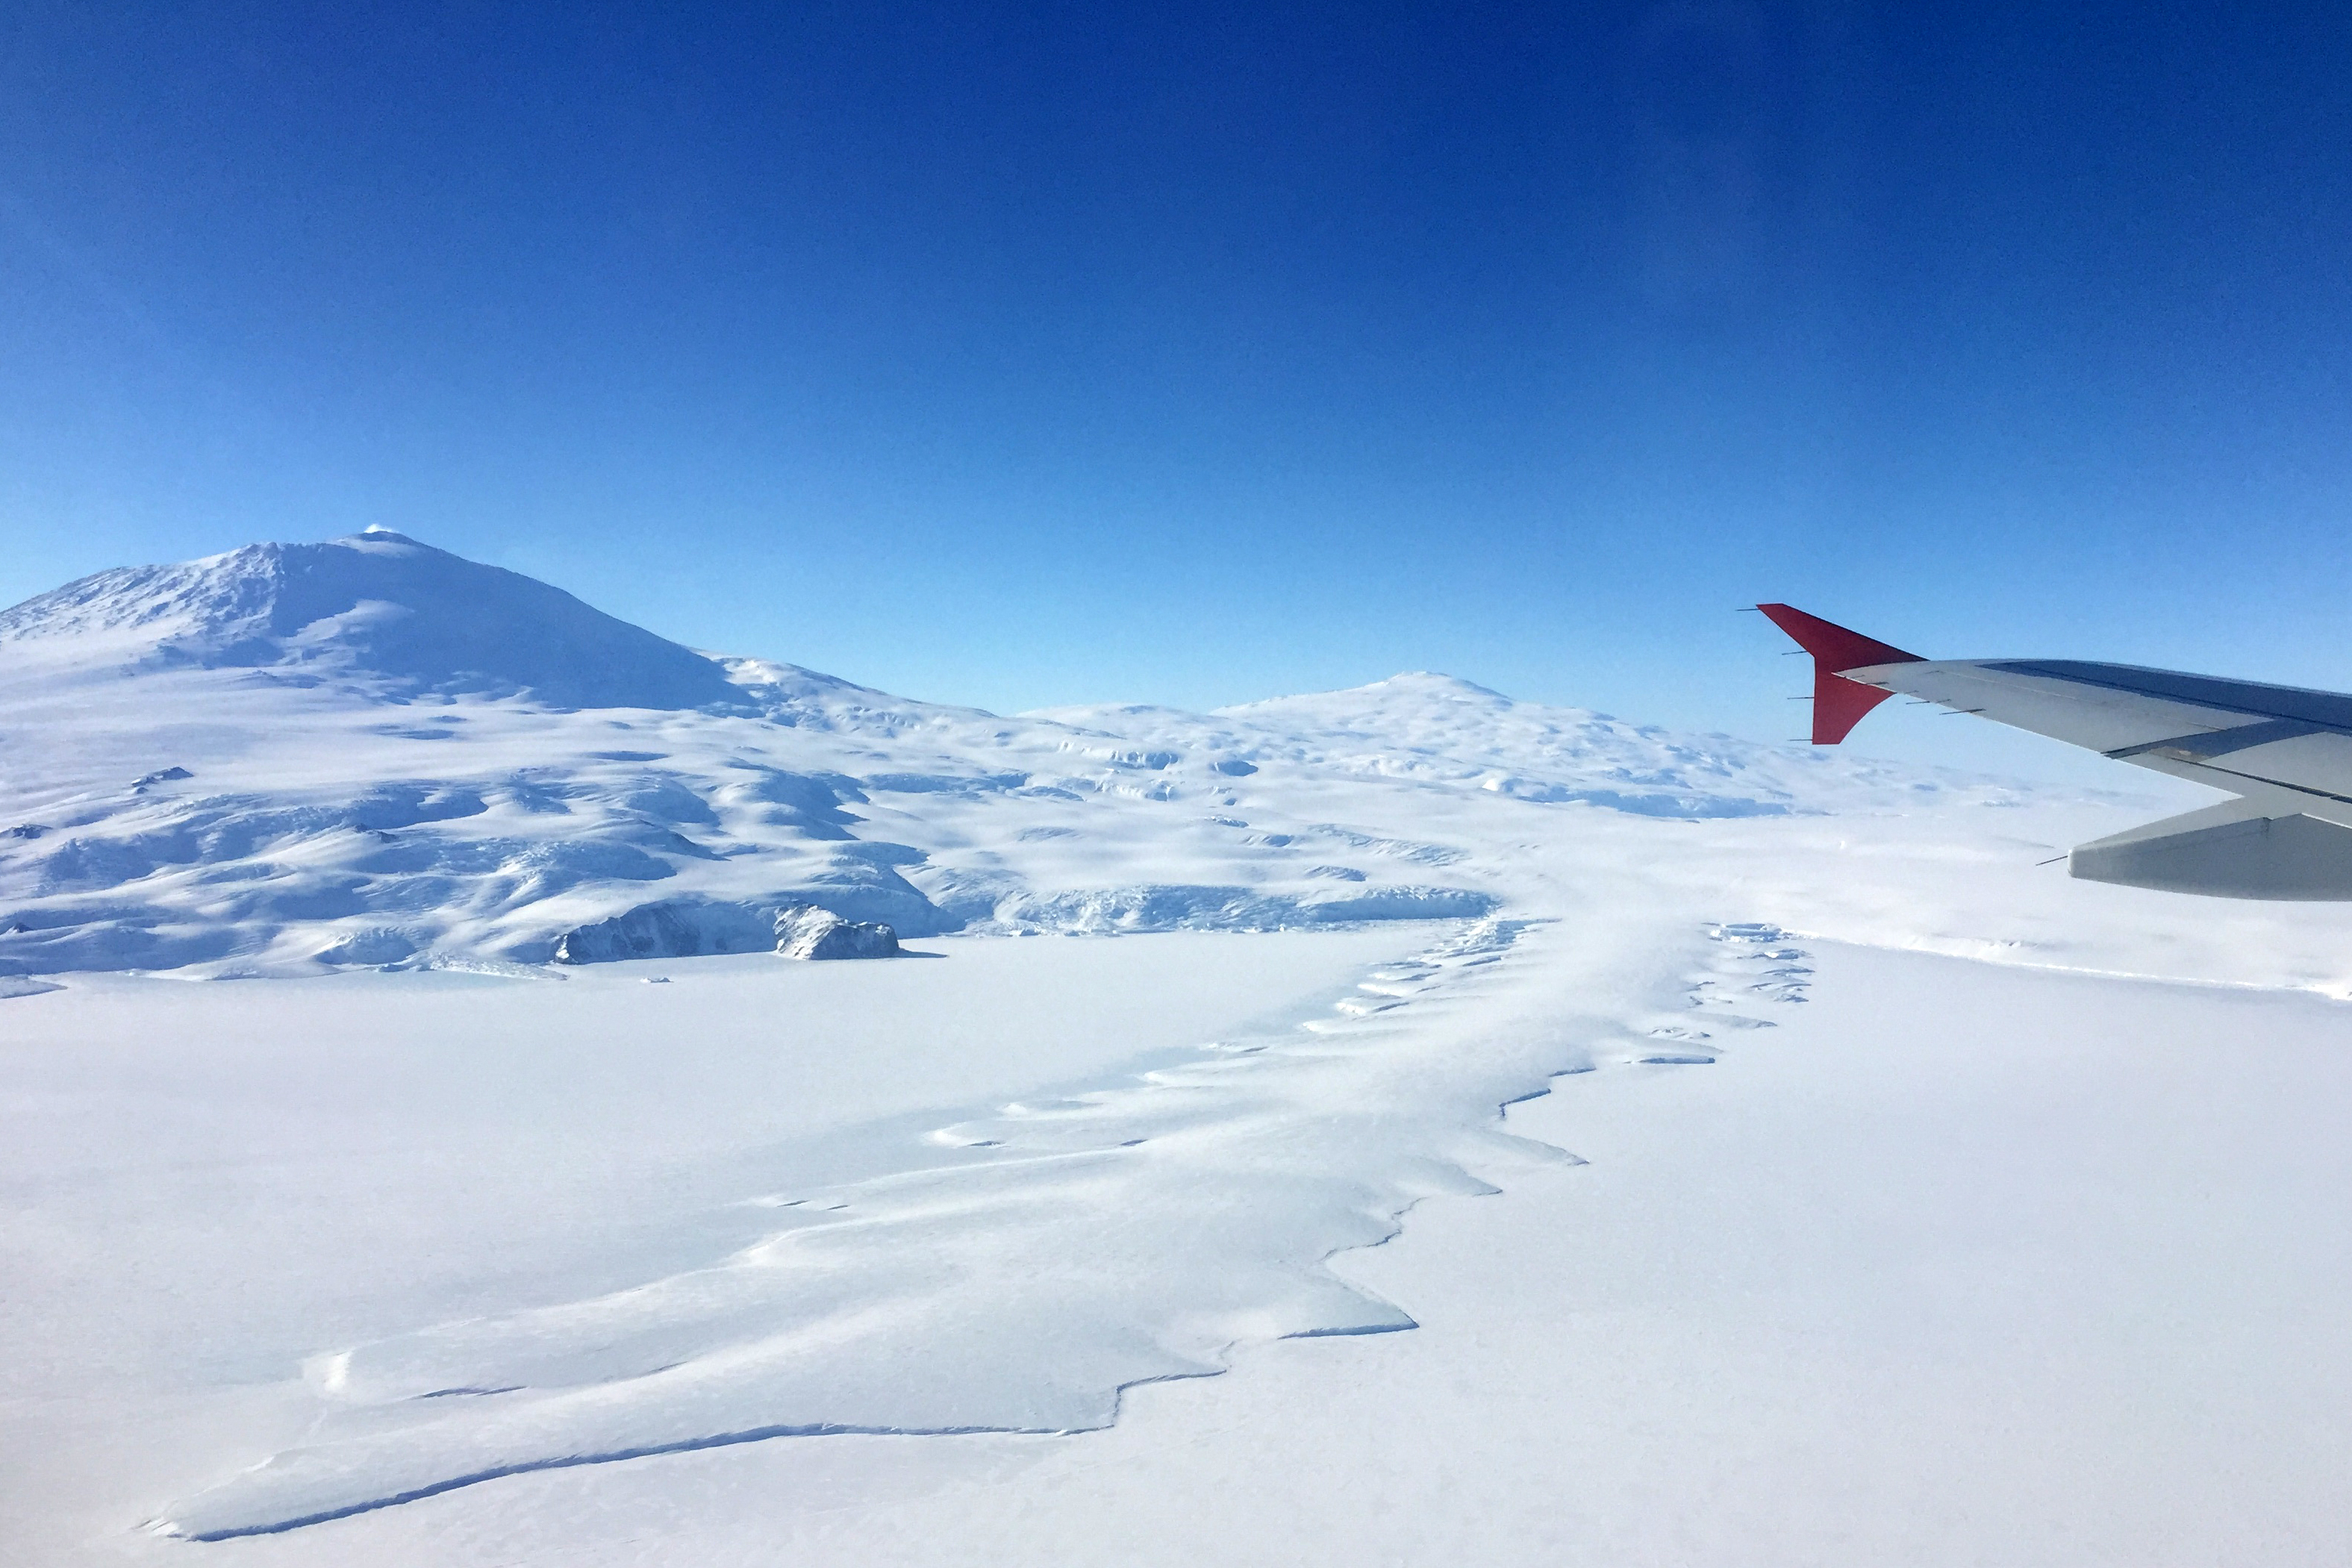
[1361,671,1512,701]
[333,527,436,553]
[1214,670,1516,719]
[0,532,742,710]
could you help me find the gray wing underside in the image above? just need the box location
[1844,658,2352,899]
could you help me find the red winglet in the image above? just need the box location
[1755,604,1925,745]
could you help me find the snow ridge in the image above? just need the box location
[152,919,1543,1539]
[148,911,1841,1541]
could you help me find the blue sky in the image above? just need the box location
[4,3,2348,782]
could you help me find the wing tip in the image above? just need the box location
[1753,604,1924,672]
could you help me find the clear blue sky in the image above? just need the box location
[4,3,2348,782]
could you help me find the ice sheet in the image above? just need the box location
[10,534,2352,1561]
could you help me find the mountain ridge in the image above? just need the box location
[0,532,2050,978]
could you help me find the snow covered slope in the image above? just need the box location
[0,531,2017,978]
[14,533,2352,1561]
[0,528,743,709]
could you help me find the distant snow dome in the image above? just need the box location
[0,531,741,710]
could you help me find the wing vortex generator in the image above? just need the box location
[1759,603,2352,900]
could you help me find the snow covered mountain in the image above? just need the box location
[0,531,2024,977]
[0,528,743,710]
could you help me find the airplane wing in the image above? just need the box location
[1756,602,2352,900]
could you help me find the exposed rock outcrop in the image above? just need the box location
[774,902,899,960]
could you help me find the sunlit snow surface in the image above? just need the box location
[157,917,1580,1540]
[2,531,2015,977]
[9,533,2352,1555]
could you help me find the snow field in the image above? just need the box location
[41,932,2346,1567]
[11,531,2352,1562]
[0,930,1420,1559]
[150,916,1641,1539]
